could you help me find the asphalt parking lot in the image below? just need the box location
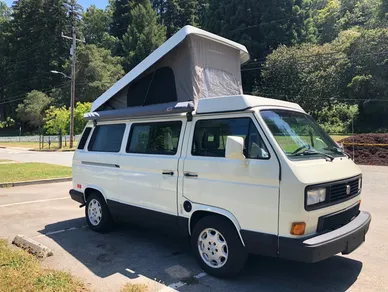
[0,165,387,292]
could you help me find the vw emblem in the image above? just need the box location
[346,185,351,195]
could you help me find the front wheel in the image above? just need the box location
[85,193,113,233]
[191,216,247,277]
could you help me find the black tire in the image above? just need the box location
[85,192,113,233]
[191,215,247,277]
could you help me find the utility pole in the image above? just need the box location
[69,0,76,149]
[60,0,83,148]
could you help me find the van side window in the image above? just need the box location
[127,121,182,155]
[88,124,126,152]
[192,118,269,159]
[77,127,92,150]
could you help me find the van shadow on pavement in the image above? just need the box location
[39,218,362,291]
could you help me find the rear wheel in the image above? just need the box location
[85,192,113,232]
[191,216,247,277]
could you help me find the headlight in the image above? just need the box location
[307,187,326,206]
[358,177,362,190]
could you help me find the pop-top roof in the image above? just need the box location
[91,25,250,112]
[196,95,305,114]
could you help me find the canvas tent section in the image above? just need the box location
[89,26,249,120]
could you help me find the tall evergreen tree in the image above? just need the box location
[83,5,111,47]
[0,1,11,120]
[121,1,166,70]
[152,0,200,37]
[74,44,124,101]
[379,0,388,22]
[5,0,74,114]
[110,0,131,40]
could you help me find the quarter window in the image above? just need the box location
[192,118,269,159]
[127,121,182,155]
[88,124,126,152]
[77,127,92,150]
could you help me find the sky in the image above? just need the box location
[5,0,109,10]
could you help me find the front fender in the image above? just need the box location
[188,202,245,246]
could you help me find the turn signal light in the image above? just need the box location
[291,222,306,235]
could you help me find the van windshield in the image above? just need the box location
[260,109,345,160]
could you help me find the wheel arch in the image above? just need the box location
[84,185,107,202]
[188,205,246,247]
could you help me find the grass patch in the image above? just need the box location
[0,159,12,163]
[121,283,147,292]
[0,239,87,292]
[0,141,38,148]
[0,163,72,183]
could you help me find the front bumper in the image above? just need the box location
[69,189,85,204]
[279,211,371,263]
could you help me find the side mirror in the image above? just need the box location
[225,136,246,160]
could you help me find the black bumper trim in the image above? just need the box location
[240,230,278,257]
[69,189,85,204]
[279,211,371,263]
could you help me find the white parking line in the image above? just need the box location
[159,272,207,291]
[35,225,88,238]
[0,197,69,208]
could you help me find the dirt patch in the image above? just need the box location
[340,134,388,166]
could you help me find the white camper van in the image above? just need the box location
[70,26,371,277]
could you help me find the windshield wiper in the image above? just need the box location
[325,146,351,159]
[292,149,335,162]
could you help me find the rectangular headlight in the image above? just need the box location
[307,187,326,206]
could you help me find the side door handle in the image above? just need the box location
[184,172,198,178]
[162,171,174,176]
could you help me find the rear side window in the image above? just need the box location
[77,127,92,150]
[127,121,182,155]
[192,118,269,159]
[88,124,126,152]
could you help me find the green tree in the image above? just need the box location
[121,1,166,70]
[44,105,69,135]
[83,5,118,51]
[0,1,11,120]
[110,0,131,40]
[315,0,341,43]
[258,30,359,114]
[379,0,388,23]
[16,90,53,129]
[153,0,199,37]
[203,0,316,92]
[74,101,92,134]
[5,0,74,115]
[316,103,358,133]
[346,28,388,131]
[72,44,124,102]
[44,101,91,135]
[0,117,15,129]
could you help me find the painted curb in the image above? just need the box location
[12,235,53,258]
[0,177,72,188]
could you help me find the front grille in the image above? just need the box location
[329,178,360,203]
[317,203,360,232]
[305,175,361,210]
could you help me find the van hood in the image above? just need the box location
[287,157,361,185]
